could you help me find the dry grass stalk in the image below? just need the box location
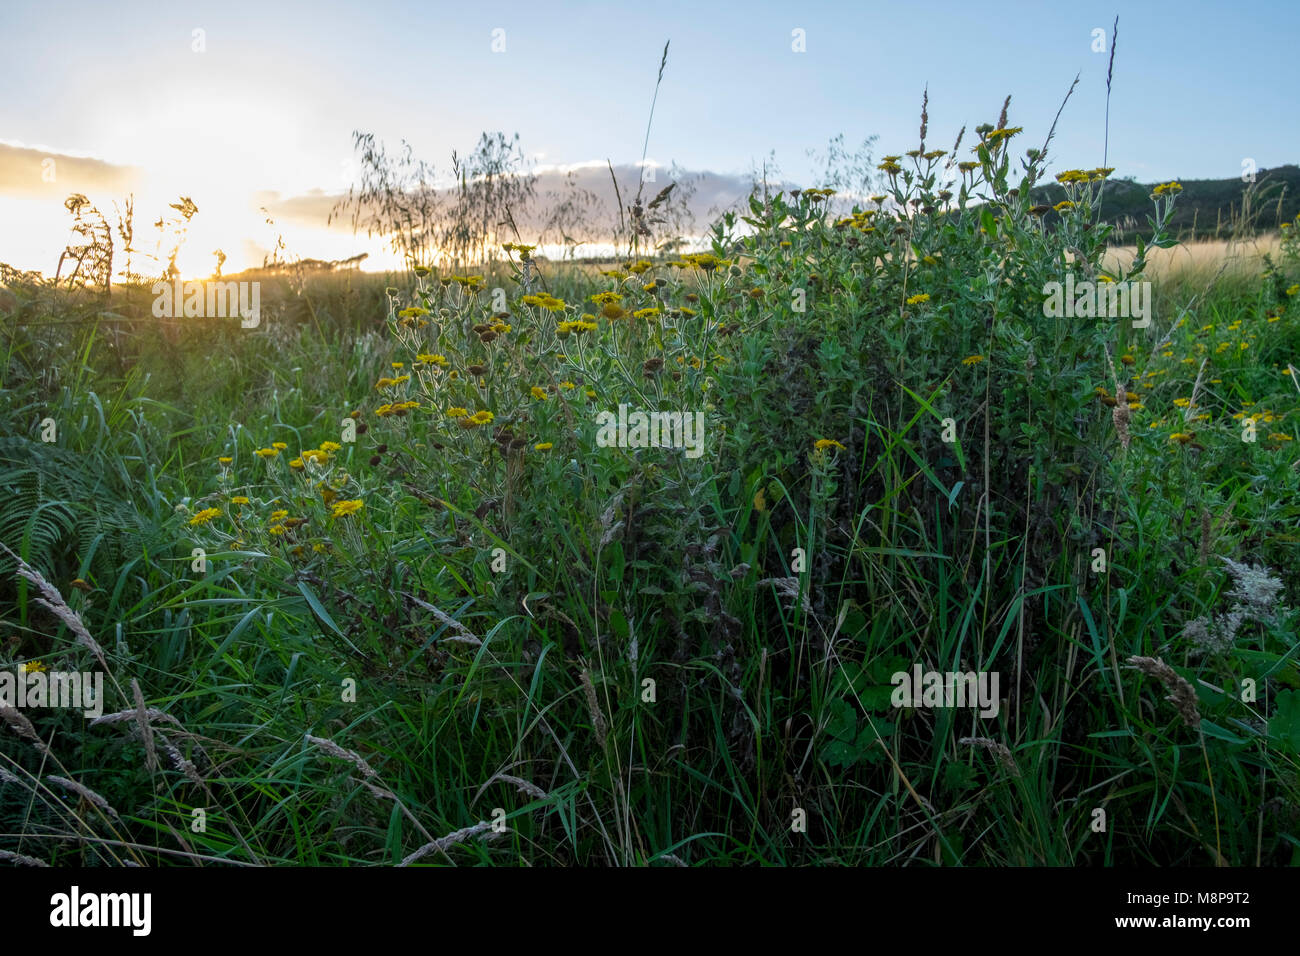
[305,734,378,778]
[486,773,548,800]
[360,781,440,851]
[579,667,608,749]
[399,820,494,866]
[598,489,627,549]
[0,542,107,669]
[756,576,813,614]
[959,736,1020,776]
[0,704,51,755]
[1126,656,1201,728]
[1111,396,1132,451]
[1198,510,1214,566]
[155,731,206,789]
[91,707,183,728]
[599,519,625,549]
[1103,346,1132,451]
[402,591,482,646]
[131,679,157,773]
[0,848,49,866]
[441,635,482,647]
[1185,358,1209,424]
[46,775,122,822]
[92,706,214,780]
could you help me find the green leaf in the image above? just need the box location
[866,654,911,684]
[606,541,625,584]
[823,737,862,768]
[608,608,629,642]
[1269,690,1300,754]
[943,760,978,792]
[825,698,857,741]
[1199,719,1247,746]
[946,480,965,512]
[296,580,362,655]
[858,684,897,711]
[822,699,864,767]
[980,208,998,238]
[858,719,895,764]
[840,607,868,639]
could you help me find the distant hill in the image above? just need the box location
[1032,165,1300,243]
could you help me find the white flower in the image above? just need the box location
[1222,557,1285,621]
[1182,558,1289,655]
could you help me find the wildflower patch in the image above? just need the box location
[594,404,706,459]
[1042,273,1151,327]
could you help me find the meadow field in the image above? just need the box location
[3,80,1300,869]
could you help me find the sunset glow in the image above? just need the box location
[4,0,1298,280]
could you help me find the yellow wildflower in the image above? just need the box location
[188,507,221,527]
[331,499,364,519]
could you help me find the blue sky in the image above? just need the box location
[0,0,1294,272]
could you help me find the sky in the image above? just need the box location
[0,0,1296,276]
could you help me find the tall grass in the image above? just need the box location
[2,98,1299,866]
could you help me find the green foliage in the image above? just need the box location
[2,106,1300,867]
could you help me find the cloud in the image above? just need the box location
[0,141,142,198]
[260,162,783,243]
[0,144,793,273]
